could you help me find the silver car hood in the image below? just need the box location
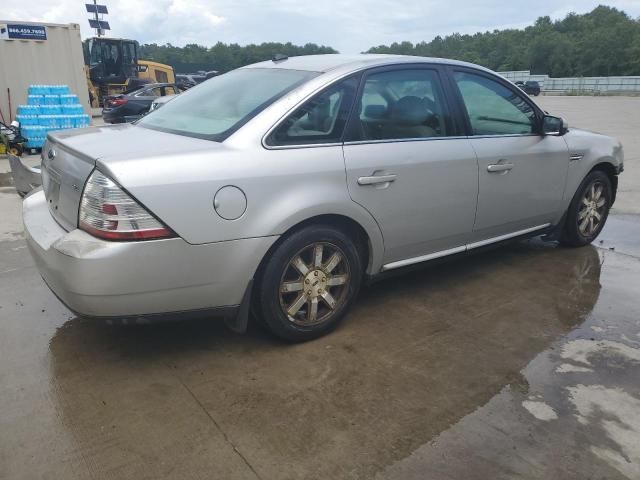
[564,127,610,141]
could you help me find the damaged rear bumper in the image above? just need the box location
[9,154,42,196]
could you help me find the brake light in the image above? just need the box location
[109,97,128,107]
[79,170,175,241]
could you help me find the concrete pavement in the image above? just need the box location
[537,95,640,215]
[1,97,639,479]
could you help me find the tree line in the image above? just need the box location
[139,42,336,74]
[367,6,640,77]
[139,6,640,77]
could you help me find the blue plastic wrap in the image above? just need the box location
[19,85,89,147]
[62,104,84,115]
[59,94,79,105]
[43,95,61,105]
[27,95,44,105]
[17,105,40,115]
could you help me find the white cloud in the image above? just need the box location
[1,0,639,52]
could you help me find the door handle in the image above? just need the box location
[357,174,397,185]
[487,163,514,173]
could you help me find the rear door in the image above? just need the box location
[447,68,569,242]
[130,87,161,117]
[342,66,479,267]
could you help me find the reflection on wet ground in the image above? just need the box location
[379,248,640,480]
[1,218,639,479]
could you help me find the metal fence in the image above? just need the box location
[498,70,640,94]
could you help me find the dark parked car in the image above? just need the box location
[175,74,198,90]
[102,83,182,123]
[176,71,219,90]
[515,80,541,96]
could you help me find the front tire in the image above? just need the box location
[560,171,612,247]
[255,225,363,342]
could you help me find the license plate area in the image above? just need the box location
[42,164,62,213]
[40,139,95,232]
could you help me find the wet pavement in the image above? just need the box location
[1,98,640,479]
[537,95,640,215]
[378,236,640,480]
[1,180,639,479]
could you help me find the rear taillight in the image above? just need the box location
[79,170,175,241]
[109,97,128,107]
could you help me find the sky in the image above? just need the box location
[3,1,640,53]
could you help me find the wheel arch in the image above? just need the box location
[261,212,383,279]
[552,157,619,238]
[245,212,382,334]
[589,161,618,204]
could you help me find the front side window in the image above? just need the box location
[267,76,359,146]
[138,68,319,141]
[122,42,136,66]
[147,87,162,97]
[454,72,537,135]
[348,69,450,142]
[155,70,169,83]
[88,39,98,65]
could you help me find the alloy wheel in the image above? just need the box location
[279,242,351,326]
[577,180,607,237]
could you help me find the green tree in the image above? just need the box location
[367,6,640,76]
[139,42,337,73]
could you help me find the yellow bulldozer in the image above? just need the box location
[83,37,175,107]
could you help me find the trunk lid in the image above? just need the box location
[41,137,95,231]
[103,94,127,110]
[42,123,218,232]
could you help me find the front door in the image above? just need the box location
[450,69,569,242]
[342,67,479,267]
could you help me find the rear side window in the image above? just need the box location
[155,70,169,83]
[267,76,359,146]
[347,69,451,142]
[453,72,536,135]
[138,68,318,142]
[140,87,162,97]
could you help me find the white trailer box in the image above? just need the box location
[0,21,89,122]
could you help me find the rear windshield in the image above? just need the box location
[137,68,318,141]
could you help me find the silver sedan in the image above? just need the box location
[23,54,624,341]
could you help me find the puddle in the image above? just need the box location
[378,250,640,480]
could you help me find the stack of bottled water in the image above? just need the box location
[15,85,91,149]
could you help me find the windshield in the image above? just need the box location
[137,68,319,141]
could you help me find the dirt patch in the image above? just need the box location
[0,172,14,187]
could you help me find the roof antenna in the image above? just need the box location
[272,53,288,62]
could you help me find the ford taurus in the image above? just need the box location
[23,54,624,341]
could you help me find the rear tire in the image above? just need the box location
[254,225,363,342]
[560,171,612,247]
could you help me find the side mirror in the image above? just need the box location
[542,115,568,136]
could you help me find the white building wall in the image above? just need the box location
[498,70,640,93]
